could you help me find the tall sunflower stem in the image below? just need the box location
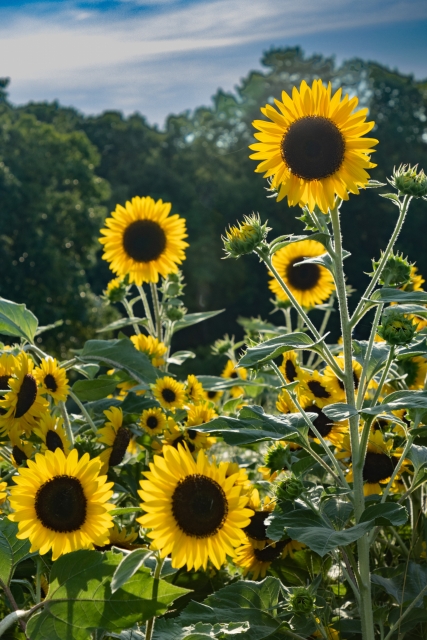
[381,434,415,505]
[68,391,98,436]
[356,304,383,410]
[137,285,155,336]
[150,283,163,342]
[370,345,395,408]
[122,298,140,335]
[306,294,335,367]
[35,557,42,604]
[257,251,341,378]
[350,194,412,328]
[330,204,375,640]
[59,401,74,445]
[145,554,165,640]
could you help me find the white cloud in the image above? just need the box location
[1,0,426,124]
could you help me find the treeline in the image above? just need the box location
[0,48,426,361]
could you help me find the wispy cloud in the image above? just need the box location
[1,0,426,124]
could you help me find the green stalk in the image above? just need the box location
[68,391,98,436]
[306,294,335,368]
[370,345,395,407]
[330,204,375,640]
[383,583,427,640]
[59,401,74,445]
[145,555,164,640]
[350,195,411,328]
[150,283,163,342]
[137,285,155,336]
[356,304,383,410]
[122,298,140,335]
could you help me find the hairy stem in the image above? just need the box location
[59,401,74,445]
[150,283,163,342]
[68,391,98,436]
[137,285,155,336]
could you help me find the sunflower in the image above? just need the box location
[98,407,132,472]
[243,489,274,546]
[301,398,347,446]
[130,334,167,368]
[322,355,365,401]
[9,436,35,468]
[203,389,223,404]
[279,351,303,385]
[299,369,339,409]
[221,359,248,398]
[269,240,335,308]
[185,402,217,450]
[0,353,48,437]
[96,524,142,552]
[0,481,7,505]
[249,79,378,212]
[140,406,168,436]
[151,376,186,411]
[0,352,17,396]
[33,412,71,456]
[99,195,189,285]
[399,356,427,389]
[400,265,425,292]
[185,374,205,404]
[34,357,69,404]
[341,430,411,496]
[8,448,114,560]
[138,444,253,571]
[234,537,304,580]
[222,461,252,494]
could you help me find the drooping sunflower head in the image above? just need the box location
[399,355,427,389]
[130,334,167,368]
[99,196,189,285]
[33,412,71,456]
[8,448,114,560]
[151,376,186,411]
[250,79,378,212]
[98,407,131,472]
[0,353,48,436]
[269,240,335,308]
[279,351,302,385]
[34,357,69,404]
[140,406,168,437]
[138,444,253,571]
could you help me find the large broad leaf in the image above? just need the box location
[239,332,325,368]
[154,619,251,640]
[372,562,427,607]
[72,378,119,401]
[0,519,33,585]
[26,550,189,640]
[167,351,196,365]
[370,288,427,304]
[362,390,427,417]
[0,297,38,343]
[78,338,162,384]
[266,502,407,556]
[173,310,224,333]
[353,340,390,379]
[322,403,359,421]
[96,317,148,334]
[111,549,152,593]
[407,444,427,489]
[197,405,310,446]
[177,578,282,640]
[196,376,269,391]
[359,503,408,527]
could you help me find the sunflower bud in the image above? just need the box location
[377,309,417,346]
[165,303,186,322]
[212,335,234,356]
[389,164,427,198]
[103,276,129,303]
[289,587,315,615]
[222,214,269,258]
[276,475,305,501]
[371,251,412,287]
[265,442,290,473]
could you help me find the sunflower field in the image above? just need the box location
[1,78,427,640]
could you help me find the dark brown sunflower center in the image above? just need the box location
[307,405,333,438]
[35,475,87,532]
[254,540,286,563]
[44,373,58,392]
[207,391,217,399]
[109,427,131,466]
[187,428,198,439]
[286,259,321,291]
[284,359,297,382]
[281,116,345,181]
[46,430,64,452]
[12,445,28,465]
[122,219,167,263]
[0,375,11,392]
[337,370,359,391]
[172,474,228,538]
[244,510,269,541]
[307,380,330,399]
[15,374,38,418]
[171,434,195,453]
[162,387,176,403]
[230,372,238,379]
[146,415,159,430]
[363,452,397,484]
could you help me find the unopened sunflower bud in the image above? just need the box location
[276,476,305,501]
[377,309,417,346]
[389,164,427,198]
[166,304,186,321]
[371,251,412,287]
[289,587,315,615]
[222,213,269,258]
[212,335,234,356]
[265,442,290,473]
[103,276,129,303]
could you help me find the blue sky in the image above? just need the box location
[1,0,426,127]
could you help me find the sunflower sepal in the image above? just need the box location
[370,251,412,287]
[388,164,427,199]
[223,213,270,259]
[377,309,417,346]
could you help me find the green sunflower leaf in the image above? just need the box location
[361,390,427,417]
[0,519,33,585]
[167,350,196,365]
[196,376,269,390]
[96,317,148,333]
[359,503,408,527]
[111,548,153,593]
[407,444,427,489]
[321,403,359,421]
[0,297,38,343]
[372,561,427,606]
[197,404,310,445]
[238,332,326,368]
[77,338,163,384]
[353,340,391,379]
[173,310,224,333]
[72,377,118,401]
[26,550,189,640]
[369,288,427,305]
